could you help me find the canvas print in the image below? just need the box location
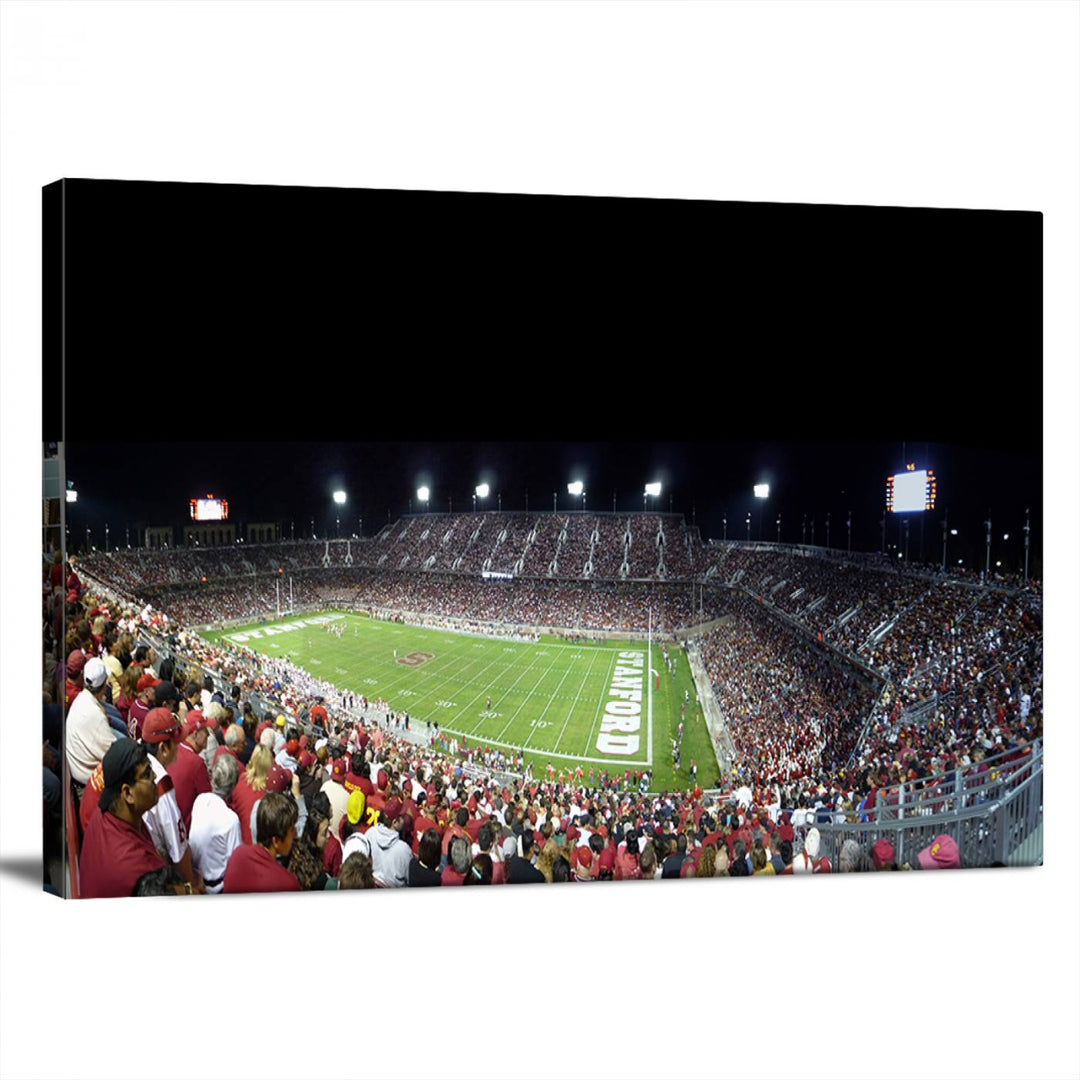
[41,181,1043,898]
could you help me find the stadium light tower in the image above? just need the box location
[776,512,781,543]
[473,483,489,512]
[644,481,661,511]
[417,485,430,506]
[105,523,109,553]
[745,512,751,541]
[753,483,768,540]
[333,490,346,505]
[568,480,585,512]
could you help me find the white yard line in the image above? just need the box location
[551,645,605,755]
[469,649,558,737]
[519,656,583,751]
[445,648,548,733]
[581,649,621,760]
[435,726,650,768]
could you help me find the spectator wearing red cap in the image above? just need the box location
[222,792,300,894]
[167,710,213,829]
[80,739,167,899]
[276,737,301,774]
[127,672,160,741]
[320,755,351,843]
[63,649,86,712]
[871,838,897,870]
[140,708,202,891]
[246,763,307,842]
[189,753,243,893]
[65,656,117,788]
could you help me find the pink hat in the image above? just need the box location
[918,834,960,870]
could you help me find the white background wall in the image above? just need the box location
[2,4,1077,1078]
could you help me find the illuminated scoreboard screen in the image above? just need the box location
[190,495,229,521]
[886,466,936,513]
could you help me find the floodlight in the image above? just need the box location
[1003,533,1009,541]
[66,490,78,503]
[567,480,583,496]
[950,529,958,536]
[417,486,430,502]
[333,491,347,504]
[475,483,490,499]
[754,484,769,499]
[644,482,661,498]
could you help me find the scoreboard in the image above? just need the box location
[886,465,936,513]
[190,494,229,521]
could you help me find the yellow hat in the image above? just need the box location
[346,789,366,825]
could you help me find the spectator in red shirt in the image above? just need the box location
[222,792,300,893]
[79,739,166,899]
[127,673,159,740]
[442,835,471,885]
[167,711,213,829]
[614,830,643,881]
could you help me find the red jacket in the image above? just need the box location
[167,742,211,829]
[80,810,165,899]
[229,774,262,846]
[222,843,299,894]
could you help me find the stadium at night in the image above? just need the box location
[46,438,1043,895]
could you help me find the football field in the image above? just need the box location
[205,611,719,791]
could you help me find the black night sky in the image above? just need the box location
[50,181,1042,573]
[63,437,1041,572]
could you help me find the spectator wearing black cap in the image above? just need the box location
[79,739,166,898]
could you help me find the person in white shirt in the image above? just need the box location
[65,657,117,786]
[200,675,215,714]
[140,707,202,891]
[189,753,242,894]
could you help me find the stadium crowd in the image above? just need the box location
[51,527,1042,897]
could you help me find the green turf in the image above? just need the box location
[204,611,719,791]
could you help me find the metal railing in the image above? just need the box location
[809,740,1042,869]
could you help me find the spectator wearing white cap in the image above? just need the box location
[65,656,117,788]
